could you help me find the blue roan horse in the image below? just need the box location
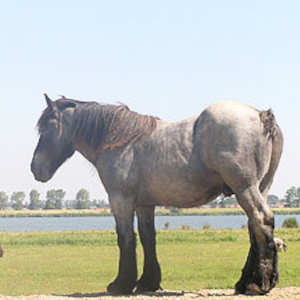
[31,94,283,295]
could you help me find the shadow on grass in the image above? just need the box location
[56,290,240,298]
[57,290,186,298]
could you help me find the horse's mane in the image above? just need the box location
[70,99,158,150]
[37,97,158,150]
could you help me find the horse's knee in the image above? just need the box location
[236,186,274,239]
[260,202,274,228]
[117,231,136,248]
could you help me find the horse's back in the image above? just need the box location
[117,101,277,207]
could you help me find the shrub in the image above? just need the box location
[168,207,181,215]
[181,224,191,230]
[163,222,170,230]
[202,223,211,230]
[282,217,299,228]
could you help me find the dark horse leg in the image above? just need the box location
[107,196,137,294]
[135,206,161,293]
[235,186,278,295]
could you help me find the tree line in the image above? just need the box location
[0,186,299,210]
[207,186,300,208]
[0,189,109,210]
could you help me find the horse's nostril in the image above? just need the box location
[31,157,48,181]
[31,166,51,182]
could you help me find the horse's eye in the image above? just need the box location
[40,119,58,136]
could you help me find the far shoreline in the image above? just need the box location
[0,207,299,218]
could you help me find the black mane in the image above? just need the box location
[37,97,158,150]
[72,101,158,150]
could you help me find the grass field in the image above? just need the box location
[0,229,299,296]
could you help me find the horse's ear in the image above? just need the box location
[44,93,54,110]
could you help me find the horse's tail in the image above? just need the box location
[259,110,284,195]
[259,109,278,138]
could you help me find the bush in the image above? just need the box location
[163,222,170,230]
[202,223,211,230]
[282,217,299,228]
[181,224,191,230]
[168,207,181,215]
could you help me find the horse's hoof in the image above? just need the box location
[235,282,269,295]
[245,283,269,295]
[234,281,246,294]
[107,281,134,295]
[135,282,161,293]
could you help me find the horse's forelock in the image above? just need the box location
[37,106,54,134]
[37,98,76,134]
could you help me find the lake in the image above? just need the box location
[0,215,299,232]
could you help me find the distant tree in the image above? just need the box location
[75,189,90,209]
[296,187,300,208]
[65,200,75,209]
[93,199,109,208]
[54,189,65,209]
[91,199,98,208]
[44,192,55,209]
[267,194,280,207]
[284,186,297,208]
[167,206,181,215]
[217,195,226,208]
[218,195,237,208]
[0,192,9,210]
[28,190,42,210]
[11,192,26,210]
[44,189,65,209]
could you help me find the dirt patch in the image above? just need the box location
[1,288,300,300]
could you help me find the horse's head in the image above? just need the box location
[31,94,76,182]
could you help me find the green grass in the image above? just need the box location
[0,229,299,295]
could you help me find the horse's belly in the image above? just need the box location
[138,172,222,208]
[135,118,223,207]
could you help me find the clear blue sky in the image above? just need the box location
[1,1,299,201]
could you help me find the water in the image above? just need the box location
[0,214,299,232]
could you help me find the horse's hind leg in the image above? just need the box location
[135,206,161,293]
[107,195,137,294]
[235,186,278,295]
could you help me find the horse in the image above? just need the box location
[31,94,283,295]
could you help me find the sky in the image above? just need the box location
[0,0,299,202]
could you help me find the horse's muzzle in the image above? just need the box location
[31,158,52,182]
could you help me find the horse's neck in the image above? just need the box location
[73,139,98,164]
[71,104,158,163]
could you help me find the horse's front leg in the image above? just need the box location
[136,206,161,293]
[107,195,137,295]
